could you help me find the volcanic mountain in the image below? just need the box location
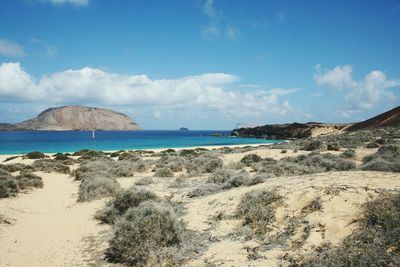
[0,106,142,131]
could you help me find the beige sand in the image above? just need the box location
[0,145,399,266]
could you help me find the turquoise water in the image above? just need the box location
[0,130,282,154]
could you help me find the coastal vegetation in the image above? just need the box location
[0,125,399,265]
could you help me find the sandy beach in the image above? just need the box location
[1,142,399,266]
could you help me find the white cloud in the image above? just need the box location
[0,62,303,121]
[201,0,240,41]
[225,26,239,40]
[314,65,399,115]
[203,0,216,18]
[36,0,89,7]
[0,39,26,57]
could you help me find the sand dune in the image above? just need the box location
[1,145,400,266]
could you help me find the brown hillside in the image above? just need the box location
[346,106,400,131]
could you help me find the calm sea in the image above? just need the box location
[0,130,281,154]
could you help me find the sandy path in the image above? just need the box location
[0,172,109,267]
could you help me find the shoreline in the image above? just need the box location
[0,143,279,159]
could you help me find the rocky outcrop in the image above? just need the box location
[231,122,346,140]
[1,106,142,131]
[345,106,400,131]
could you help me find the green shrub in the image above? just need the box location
[26,151,46,159]
[95,186,158,224]
[341,149,356,158]
[106,201,184,266]
[240,154,262,166]
[236,189,282,237]
[327,143,340,151]
[77,176,120,202]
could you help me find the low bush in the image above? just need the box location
[1,163,34,173]
[327,143,340,151]
[110,161,136,177]
[255,153,356,177]
[3,156,19,162]
[341,149,356,158]
[73,158,113,180]
[187,183,223,198]
[26,151,46,159]
[53,153,71,161]
[157,155,186,172]
[297,192,400,266]
[77,175,120,202]
[186,155,223,175]
[15,170,43,189]
[0,178,17,198]
[154,167,174,178]
[106,201,185,266]
[236,189,282,237]
[207,168,260,189]
[361,145,400,172]
[169,174,188,188]
[302,140,326,151]
[32,159,70,174]
[134,177,154,186]
[301,197,323,216]
[240,154,262,166]
[95,186,159,224]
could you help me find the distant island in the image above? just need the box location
[178,127,189,131]
[0,105,142,131]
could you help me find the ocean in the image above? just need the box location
[0,130,282,154]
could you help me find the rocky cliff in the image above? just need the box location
[1,106,142,131]
[231,122,347,139]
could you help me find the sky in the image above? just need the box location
[0,0,399,130]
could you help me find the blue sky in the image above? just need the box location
[0,0,399,129]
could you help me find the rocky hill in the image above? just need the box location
[345,106,400,131]
[231,122,346,140]
[232,106,400,140]
[0,106,142,131]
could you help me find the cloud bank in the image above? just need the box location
[0,62,303,125]
[35,0,89,7]
[314,65,399,117]
[0,39,26,57]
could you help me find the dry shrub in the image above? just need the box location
[77,175,120,202]
[361,144,400,172]
[240,154,262,166]
[106,201,186,266]
[236,189,282,237]
[32,159,71,174]
[157,155,186,172]
[154,167,174,178]
[95,186,159,224]
[186,155,223,175]
[135,177,154,186]
[26,151,46,159]
[187,183,223,198]
[297,192,400,267]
